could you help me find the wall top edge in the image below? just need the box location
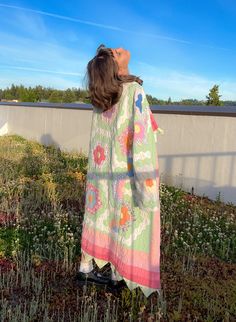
[0,101,236,117]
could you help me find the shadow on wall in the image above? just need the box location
[40,133,236,206]
[41,133,61,150]
[159,150,236,205]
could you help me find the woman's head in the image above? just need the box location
[85,44,143,112]
[110,47,131,75]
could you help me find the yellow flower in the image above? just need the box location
[31,254,42,266]
[0,251,5,259]
[11,250,17,258]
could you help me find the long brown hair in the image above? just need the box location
[85,44,143,112]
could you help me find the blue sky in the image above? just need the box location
[0,0,236,101]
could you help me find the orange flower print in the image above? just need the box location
[93,144,106,165]
[145,178,154,187]
[119,205,132,226]
[145,178,157,193]
[110,204,135,233]
[118,127,134,156]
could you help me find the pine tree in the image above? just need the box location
[62,88,76,103]
[49,90,63,103]
[19,88,37,102]
[206,85,222,106]
[167,97,172,105]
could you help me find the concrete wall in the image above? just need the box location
[156,112,236,205]
[0,102,236,205]
[0,103,92,154]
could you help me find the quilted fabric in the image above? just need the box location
[80,81,161,297]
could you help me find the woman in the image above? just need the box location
[76,44,161,298]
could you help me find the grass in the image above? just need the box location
[0,134,236,321]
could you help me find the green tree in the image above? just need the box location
[49,90,63,103]
[71,87,82,101]
[19,87,38,102]
[8,84,18,99]
[167,97,172,105]
[206,85,222,106]
[62,88,76,103]
[4,92,14,100]
[34,85,44,102]
[78,89,90,103]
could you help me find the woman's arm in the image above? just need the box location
[131,84,160,211]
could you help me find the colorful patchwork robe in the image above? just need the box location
[80,81,161,297]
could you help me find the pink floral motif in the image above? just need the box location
[93,144,106,165]
[102,104,117,120]
[118,126,134,156]
[85,182,102,215]
[116,179,126,201]
[133,121,145,142]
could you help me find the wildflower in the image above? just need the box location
[11,250,17,258]
[0,251,5,259]
[31,254,42,267]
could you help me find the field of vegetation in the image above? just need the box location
[0,134,236,321]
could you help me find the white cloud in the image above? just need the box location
[0,65,84,76]
[135,61,236,101]
[0,3,220,47]
[11,10,48,38]
[0,31,89,73]
[0,72,83,90]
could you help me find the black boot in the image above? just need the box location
[75,267,111,286]
[107,278,127,291]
